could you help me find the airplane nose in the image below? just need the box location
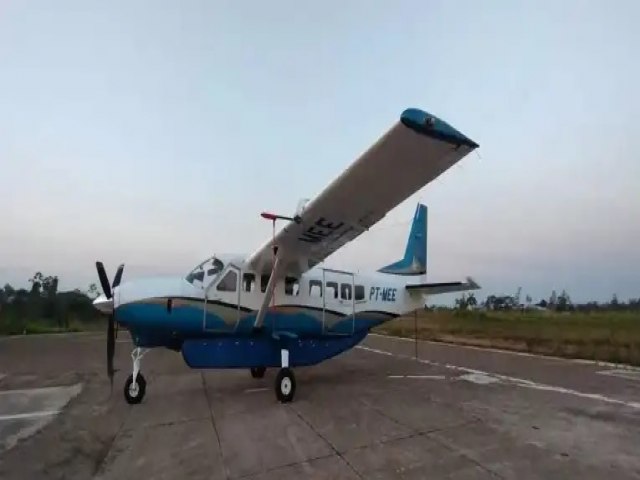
[93,294,114,314]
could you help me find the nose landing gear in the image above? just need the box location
[124,347,149,405]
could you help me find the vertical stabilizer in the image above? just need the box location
[377,203,427,276]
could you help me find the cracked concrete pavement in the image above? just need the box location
[1,332,640,479]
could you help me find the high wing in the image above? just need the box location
[247,108,479,276]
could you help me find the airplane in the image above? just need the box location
[92,107,481,404]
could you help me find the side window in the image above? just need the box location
[326,281,338,299]
[285,277,299,296]
[217,270,238,292]
[341,283,352,300]
[242,273,255,292]
[309,279,322,297]
[354,285,365,301]
[261,274,270,293]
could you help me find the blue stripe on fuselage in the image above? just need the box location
[115,300,395,349]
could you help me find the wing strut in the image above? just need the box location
[252,256,282,331]
[253,211,298,332]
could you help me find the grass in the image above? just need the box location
[4,309,640,366]
[0,317,103,336]
[374,309,640,366]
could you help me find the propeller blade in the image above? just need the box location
[95,261,112,299]
[107,313,115,389]
[112,264,124,289]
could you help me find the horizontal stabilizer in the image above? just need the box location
[406,277,480,295]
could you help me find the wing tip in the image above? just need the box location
[400,108,479,149]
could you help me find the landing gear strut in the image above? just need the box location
[275,348,295,403]
[124,347,149,404]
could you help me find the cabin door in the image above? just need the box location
[322,268,355,335]
[203,264,241,332]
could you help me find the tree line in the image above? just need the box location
[453,289,640,312]
[0,272,102,334]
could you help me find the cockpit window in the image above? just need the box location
[207,258,224,277]
[189,270,205,283]
[186,256,225,285]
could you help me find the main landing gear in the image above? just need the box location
[124,347,149,404]
[275,348,295,403]
[249,348,296,403]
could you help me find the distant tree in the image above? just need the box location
[485,295,497,310]
[455,293,469,310]
[29,272,44,296]
[549,290,557,306]
[538,299,548,308]
[611,294,619,309]
[467,293,477,308]
[557,290,571,312]
[525,295,532,306]
[3,284,15,299]
[42,275,59,298]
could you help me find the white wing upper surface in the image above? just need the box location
[247,108,479,276]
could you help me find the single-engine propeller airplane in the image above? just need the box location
[92,107,481,404]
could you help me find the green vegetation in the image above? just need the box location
[375,308,640,366]
[0,272,103,336]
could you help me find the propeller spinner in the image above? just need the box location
[95,261,124,389]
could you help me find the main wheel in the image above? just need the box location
[124,372,146,404]
[275,368,295,403]
[250,367,266,378]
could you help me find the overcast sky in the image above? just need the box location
[1,0,638,303]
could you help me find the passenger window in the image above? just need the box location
[243,273,255,292]
[341,283,352,300]
[326,281,338,299]
[261,274,270,293]
[355,285,365,301]
[285,277,299,296]
[309,279,322,297]
[216,270,237,292]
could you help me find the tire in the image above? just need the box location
[275,368,295,403]
[124,372,146,404]
[250,367,266,378]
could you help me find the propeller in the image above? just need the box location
[95,261,125,389]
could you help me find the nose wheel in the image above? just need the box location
[124,372,146,404]
[124,347,149,405]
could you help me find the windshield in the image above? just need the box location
[185,256,225,286]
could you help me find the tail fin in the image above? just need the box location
[378,203,427,276]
